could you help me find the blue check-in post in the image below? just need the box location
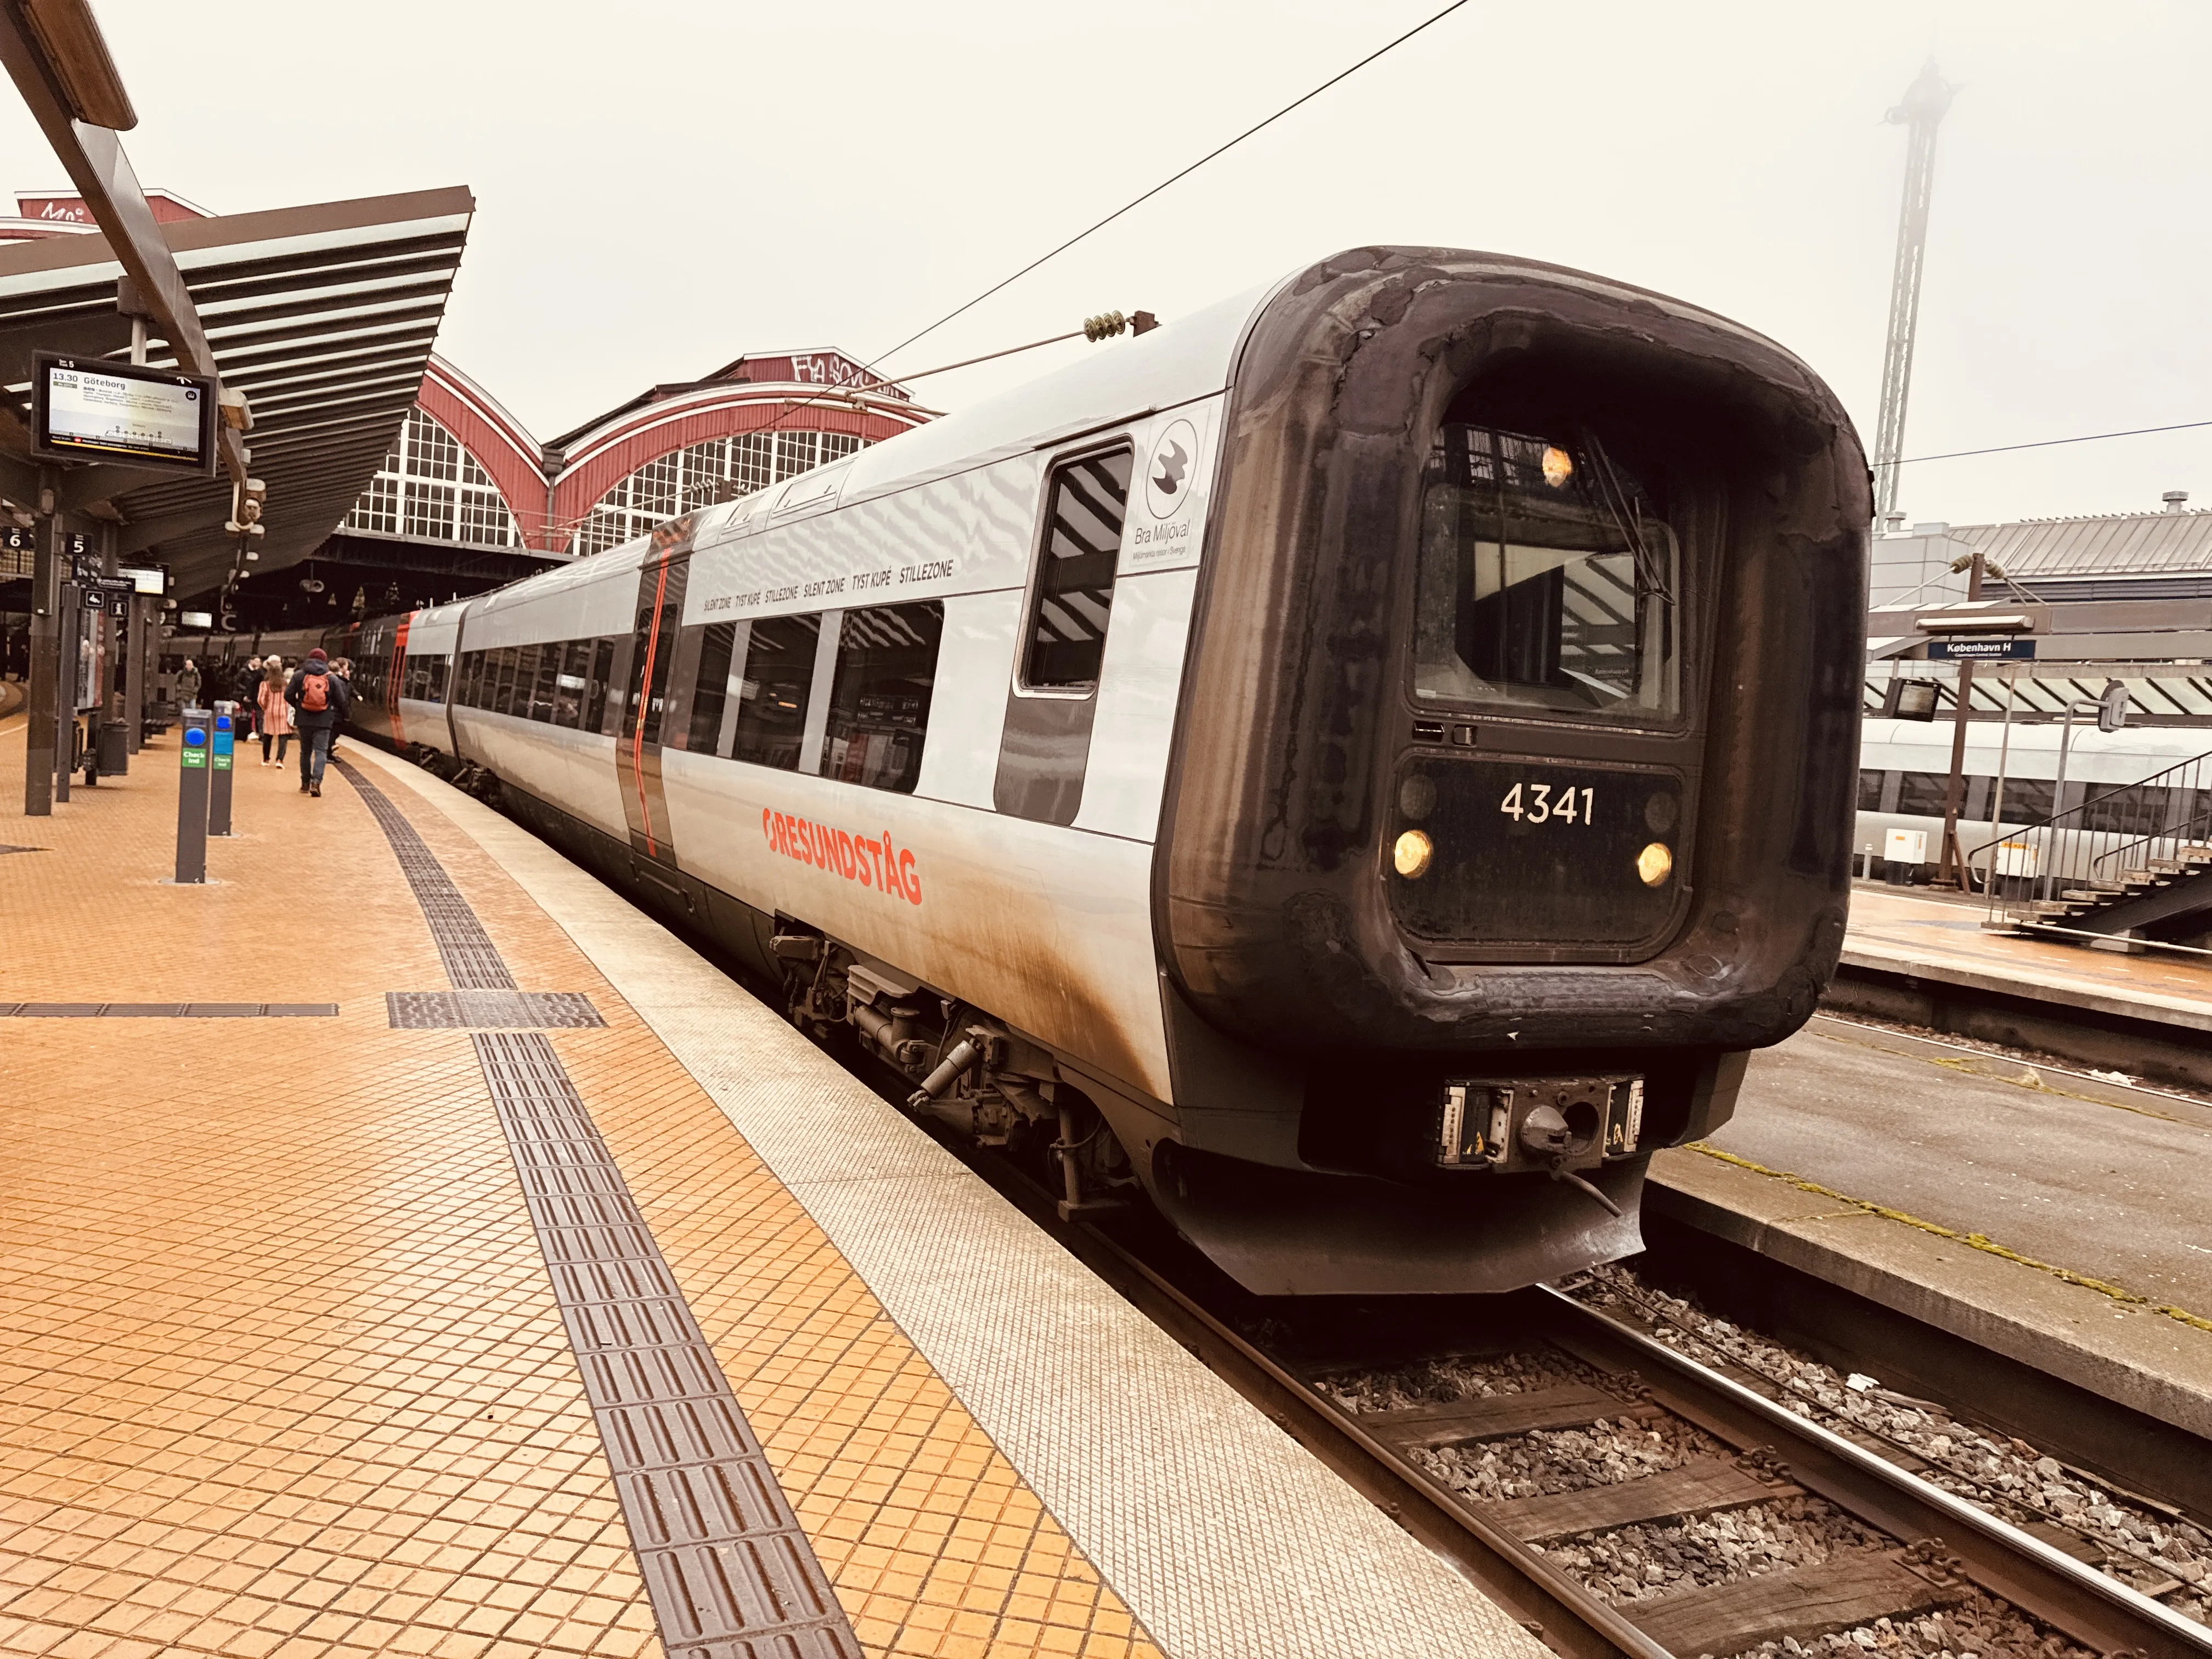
[208,703,236,837]
[174,708,210,884]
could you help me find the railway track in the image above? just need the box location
[569,812,2212,1659]
[953,1142,2212,1659]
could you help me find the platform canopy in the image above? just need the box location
[0,185,473,600]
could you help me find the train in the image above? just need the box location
[1857,713,2212,899]
[197,247,1873,1294]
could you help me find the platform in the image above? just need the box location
[1830,884,2212,1088]
[1646,1009,2212,1449]
[1842,883,2212,1032]
[0,712,1545,1659]
[1630,889,2212,1487]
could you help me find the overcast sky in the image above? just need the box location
[19,1,2209,527]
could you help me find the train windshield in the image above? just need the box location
[1413,425,1680,723]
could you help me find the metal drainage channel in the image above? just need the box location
[336,759,860,1659]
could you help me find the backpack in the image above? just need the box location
[300,672,328,713]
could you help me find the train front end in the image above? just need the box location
[1150,248,1870,1293]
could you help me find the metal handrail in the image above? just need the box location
[1971,746,2212,930]
[2091,803,2212,879]
[1961,773,2182,866]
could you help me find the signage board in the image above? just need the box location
[120,566,166,594]
[1884,828,1928,865]
[1929,636,2035,661]
[31,352,218,474]
[82,574,134,617]
[1880,679,1941,721]
[179,608,213,629]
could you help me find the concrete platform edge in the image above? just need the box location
[1836,944,2212,1036]
[348,748,1548,1659]
[1645,1147,2212,1443]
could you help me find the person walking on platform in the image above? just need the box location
[237,657,263,744]
[285,648,349,797]
[325,658,352,761]
[177,658,201,708]
[257,660,294,766]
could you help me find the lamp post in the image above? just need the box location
[2039,685,2129,901]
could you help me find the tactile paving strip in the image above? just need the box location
[337,758,862,1659]
[342,759,516,990]
[0,1001,337,1016]
[388,989,608,1029]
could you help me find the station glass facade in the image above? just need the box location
[344,409,520,550]
[571,429,865,557]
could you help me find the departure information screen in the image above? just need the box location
[33,354,215,471]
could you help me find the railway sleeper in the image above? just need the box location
[1486,1455,1804,1545]
[1363,1383,1645,1452]
[1536,1300,2206,1659]
[1628,1548,1968,1658]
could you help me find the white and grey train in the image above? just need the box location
[1856,714,2212,891]
[245,249,1874,1294]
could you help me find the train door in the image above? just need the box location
[995,442,1135,824]
[614,517,696,862]
[384,614,411,745]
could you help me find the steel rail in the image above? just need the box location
[896,1116,2212,1659]
[1537,1286,2212,1659]
[555,854,2212,1658]
[958,1156,1668,1659]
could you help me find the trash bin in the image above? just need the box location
[98,719,129,776]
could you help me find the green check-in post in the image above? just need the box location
[208,704,235,837]
[174,708,210,884]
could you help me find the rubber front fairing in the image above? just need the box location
[1155,248,1870,1058]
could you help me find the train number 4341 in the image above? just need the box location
[1500,782,1595,825]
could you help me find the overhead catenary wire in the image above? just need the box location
[550,4,1486,554]
[541,311,1154,542]
[862,0,1476,375]
[1876,417,2212,469]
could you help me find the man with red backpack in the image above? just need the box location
[284,647,351,797]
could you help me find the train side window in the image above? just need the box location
[428,656,448,703]
[512,644,540,719]
[687,622,738,753]
[466,651,487,708]
[552,641,586,726]
[495,647,521,715]
[529,643,561,722]
[2082,782,2168,836]
[513,644,537,719]
[2000,777,2056,821]
[1020,447,1132,691]
[817,601,943,794]
[1895,772,1948,816]
[586,637,616,733]
[1857,769,1884,811]
[729,613,821,771]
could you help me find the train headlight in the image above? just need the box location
[1637,842,1673,887]
[1541,445,1575,488]
[1393,830,1434,878]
